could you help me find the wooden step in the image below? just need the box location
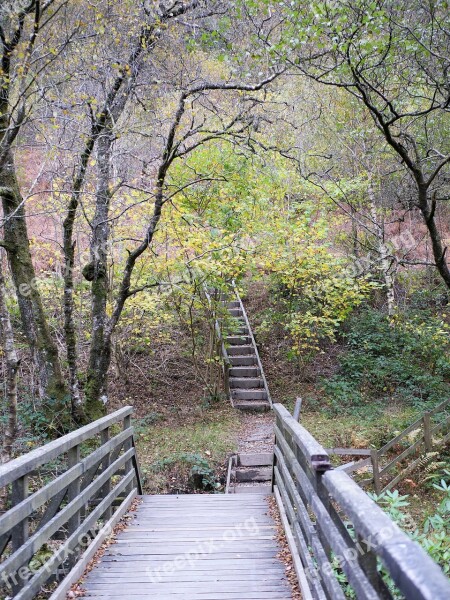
[237,453,273,467]
[230,377,264,389]
[226,335,252,345]
[235,467,272,482]
[233,400,271,412]
[234,321,250,336]
[229,355,258,366]
[234,484,272,494]
[227,301,240,308]
[232,389,268,400]
[229,366,260,377]
[227,345,254,356]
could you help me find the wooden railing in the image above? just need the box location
[0,407,142,600]
[273,403,450,600]
[371,398,450,494]
[232,280,273,407]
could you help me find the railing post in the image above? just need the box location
[101,427,111,520]
[271,413,278,493]
[423,412,432,452]
[371,449,381,495]
[123,414,133,494]
[67,445,81,569]
[293,398,302,422]
[11,475,28,593]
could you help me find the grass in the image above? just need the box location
[299,404,421,450]
[135,403,239,493]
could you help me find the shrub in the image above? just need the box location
[323,308,450,413]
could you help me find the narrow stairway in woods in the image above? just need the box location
[223,292,271,412]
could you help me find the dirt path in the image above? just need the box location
[236,411,275,453]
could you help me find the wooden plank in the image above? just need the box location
[0,407,133,488]
[378,437,423,478]
[238,453,273,467]
[83,592,292,597]
[48,488,136,600]
[382,453,426,493]
[324,469,450,600]
[325,448,372,456]
[0,428,132,537]
[377,415,424,456]
[76,494,293,600]
[36,487,68,531]
[336,456,372,474]
[273,485,315,600]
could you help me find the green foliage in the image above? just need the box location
[151,452,221,491]
[373,481,450,577]
[323,308,450,413]
[134,412,162,434]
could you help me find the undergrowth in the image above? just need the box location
[322,308,450,416]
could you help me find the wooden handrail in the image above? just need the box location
[0,406,133,488]
[273,402,450,600]
[231,280,273,407]
[371,399,450,492]
[0,407,141,600]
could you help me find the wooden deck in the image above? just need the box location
[78,494,292,599]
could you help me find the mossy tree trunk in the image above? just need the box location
[0,2,67,411]
[0,157,67,405]
[84,128,114,421]
[0,253,19,465]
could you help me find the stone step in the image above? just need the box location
[233,484,272,494]
[227,345,254,356]
[234,466,272,482]
[229,308,243,317]
[230,377,264,389]
[226,335,252,345]
[232,389,268,400]
[229,355,258,366]
[233,400,271,412]
[229,366,260,377]
[237,453,273,467]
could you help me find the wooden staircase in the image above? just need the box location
[223,290,272,412]
[227,453,273,495]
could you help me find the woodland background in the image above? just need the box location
[0,0,449,579]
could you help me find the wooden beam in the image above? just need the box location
[273,485,314,600]
[0,407,133,488]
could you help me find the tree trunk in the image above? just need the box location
[0,153,67,404]
[369,183,396,316]
[418,185,450,289]
[84,129,114,421]
[0,255,19,465]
